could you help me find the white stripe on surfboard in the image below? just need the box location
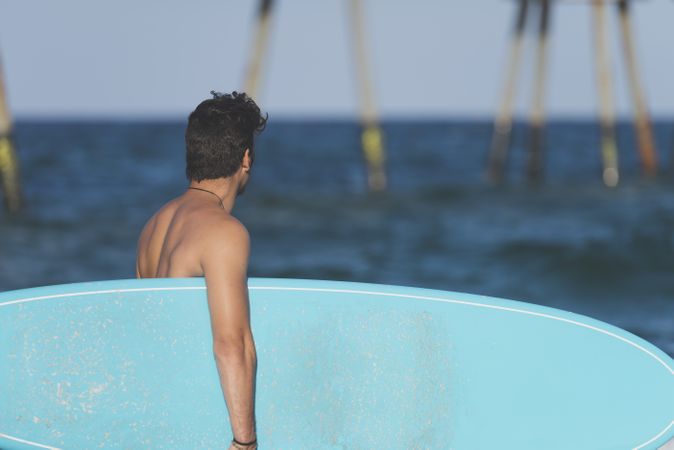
[632,420,674,450]
[0,284,672,376]
[0,286,204,308]
[0,432,62,449]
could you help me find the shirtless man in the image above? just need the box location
[136,92,267,450]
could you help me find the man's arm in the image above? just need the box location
[201,220,257,447]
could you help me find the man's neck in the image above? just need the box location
[188,178,239,213]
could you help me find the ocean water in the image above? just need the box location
[1,119,673,356]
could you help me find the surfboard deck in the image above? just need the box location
[1,278,672,449]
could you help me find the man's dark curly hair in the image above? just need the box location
[185,91,267,181]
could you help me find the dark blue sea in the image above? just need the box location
[1,119,673,356]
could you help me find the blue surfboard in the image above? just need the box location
[1,278,672,449]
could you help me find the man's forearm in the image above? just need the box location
[214,338,257,442]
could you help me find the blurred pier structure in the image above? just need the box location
[487,0,658,187]
[243,0,387,191]
[0,50,21,213]
[616,0,657,175]
[243,0,274,99]
[487,0,532,184]
[347,0,386,191]
[592,0,620,187]
[527,0,551,182]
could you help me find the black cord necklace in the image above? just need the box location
[188,186,224,209]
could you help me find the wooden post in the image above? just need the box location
[527,0,551,182]
[591,0,620,187]
[487,0,529,183]
[0,52,21,213]
[243,0,274,100]
[617,0,658,176]
[348,0,386,191]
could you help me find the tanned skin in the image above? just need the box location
[136,150,257,450]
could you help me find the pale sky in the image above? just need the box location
[0,0,673,119]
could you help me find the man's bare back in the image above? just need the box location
[136,190,247,279]
[136,91,266,450]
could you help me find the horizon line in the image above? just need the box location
[11,113,674,123]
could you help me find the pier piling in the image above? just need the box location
[592,0,620,187]
[617,0,658,176]
[488,0,529,183]
[348,0,386,191]
[244,0,275,100]
[527,0,552,182]
[0,52,21,213]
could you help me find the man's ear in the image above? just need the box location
[242,149,252,173]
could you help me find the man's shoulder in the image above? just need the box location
[198,215,250,270]
[201,214,250,248]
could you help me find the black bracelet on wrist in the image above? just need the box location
[232,436,257,447]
